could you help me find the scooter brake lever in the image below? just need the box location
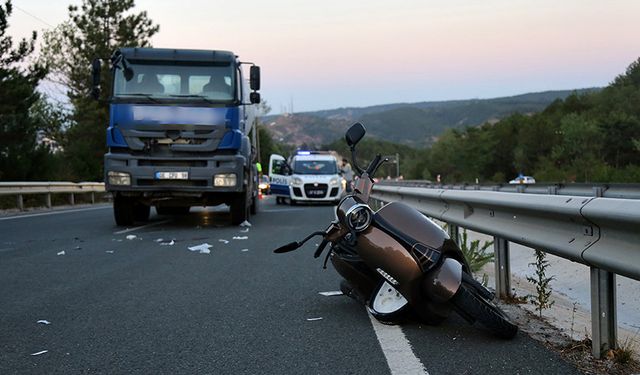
[314,239,329,258]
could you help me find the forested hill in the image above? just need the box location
[264,89,598,147]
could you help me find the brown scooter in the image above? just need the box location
[274,123,517,338]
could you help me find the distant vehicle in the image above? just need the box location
[268,151,345,205]
[258,175,270,195]
[509,175,536,184]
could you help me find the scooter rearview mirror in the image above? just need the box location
[345,122,366,147]
[273,241,301,253]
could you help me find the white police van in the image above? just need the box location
[268,151,345,205]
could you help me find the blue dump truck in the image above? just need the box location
[91,48,261,226]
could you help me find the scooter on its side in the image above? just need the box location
[274,122,517,338]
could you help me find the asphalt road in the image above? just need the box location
[0,196,583,374]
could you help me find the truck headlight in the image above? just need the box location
[214,173,237,187]
[108,171,131,186]
[291,177,303,185]
[330,177,339,185]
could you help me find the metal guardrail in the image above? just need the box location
[0,182,106,210]
[371,181,640,358]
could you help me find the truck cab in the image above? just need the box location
[269,151,345,205]
[94,48,261,225]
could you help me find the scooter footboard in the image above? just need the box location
[422,258,463,303]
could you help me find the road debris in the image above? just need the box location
[218,239,229,244]
[105,250,114,254]
[232,236,248,240]
[306,317,323,321]
[57,251,65,256]
[239,228,250,233]
[125,235,137,240]
[318,291,343,297]
[188,243,212,254]
[31,350,48,356]
[241,248,249,252]
[159,240,175,246]
[239,220,252,227]
[37,320,51,325]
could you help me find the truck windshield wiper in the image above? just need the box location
[121,93,160,103]
[169,94,214,104]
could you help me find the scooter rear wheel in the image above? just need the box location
[451,282,518,339]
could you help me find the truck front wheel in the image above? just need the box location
[134,203,150,222]
[230,193,249,225]
[113,195,135,226]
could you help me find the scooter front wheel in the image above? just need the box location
[368,281,409,324]
[451,282,518,339]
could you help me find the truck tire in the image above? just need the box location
[250,195,258,215]
[133,203,150,222]
[113,195,135,226]
[231,193,249,225]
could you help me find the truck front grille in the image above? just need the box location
[137,179,208,187]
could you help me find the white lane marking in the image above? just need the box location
[368,311,429,375]
[113,220,171,235]
[0,206,110,221]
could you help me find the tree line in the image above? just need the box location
[324,59,640,184]
[0,0,157,181]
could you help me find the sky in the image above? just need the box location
[9,0,640,114]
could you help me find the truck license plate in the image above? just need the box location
[155,171,189,180]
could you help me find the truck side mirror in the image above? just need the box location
[91,58,101,100]
[250,92,261,104]
[250,65,260,91]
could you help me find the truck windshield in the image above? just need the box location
[293,160,337,175]
[113,62,235,102]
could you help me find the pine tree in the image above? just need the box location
[0,0,49,180]
[41,0,159,180]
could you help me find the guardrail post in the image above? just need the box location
[46,193,52,208]
[447,224,460,245]
[91,192,95,204]
[69,193,75,206]
[493,237,511,298]
[590,267,617,358]
[17,194,24,211]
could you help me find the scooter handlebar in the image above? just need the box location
[273,241,301,253]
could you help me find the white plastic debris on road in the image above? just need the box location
[241,249,249,252]
[31,350,48,356]
[306,317,323,321]
[318,291,343,297]
[232,236,248,240]
[125,235,137,240]
[239,220,252,227]
[155,238,163,243]
[160,240,175,246]
[218,239,229,244]
[57,251,65,256]
[188,243,212,254]
[239,228,250,233]
[37,320,51,325]
[105,250,114,254]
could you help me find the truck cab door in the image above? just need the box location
[268,154,291,197]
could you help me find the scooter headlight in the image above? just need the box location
[345,203,373,232]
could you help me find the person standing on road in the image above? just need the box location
[341,158,354,193]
